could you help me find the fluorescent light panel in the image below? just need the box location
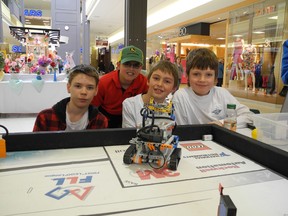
[87,0,101,20]
[109,0,212,44]
[2,17,12,26]
[253,31,265,34]
[147,0,212,28]
[268,16,278,20]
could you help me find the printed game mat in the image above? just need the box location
[0,140,283,216]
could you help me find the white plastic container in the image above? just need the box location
[252,113,288,145]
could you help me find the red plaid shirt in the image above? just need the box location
[33,98,108,132]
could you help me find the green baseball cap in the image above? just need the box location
[119,45,143,65]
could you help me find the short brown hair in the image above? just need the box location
[186,48,218,86]
[67,64,99,86]
[147,60,179,88]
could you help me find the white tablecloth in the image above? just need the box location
[1,73,67,81]
[0,80,69,114]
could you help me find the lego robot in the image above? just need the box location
[123,97,181,171]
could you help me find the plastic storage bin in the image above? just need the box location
[252,113,288,145]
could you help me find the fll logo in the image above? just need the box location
[45,176,94,200]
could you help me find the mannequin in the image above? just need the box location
[242,44,256,92]
[231,37,244,80]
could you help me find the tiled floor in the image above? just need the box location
[236,97,282,113]
[0,114,36,133]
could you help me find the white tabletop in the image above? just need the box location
[0,140,288,216]
[0,79,69,114]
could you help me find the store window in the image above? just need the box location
[225,0,287,105]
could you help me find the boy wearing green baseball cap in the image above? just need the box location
[91,45,148,128]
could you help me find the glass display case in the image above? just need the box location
[225,0,287,105]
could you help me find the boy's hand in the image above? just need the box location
[208,121,223,127]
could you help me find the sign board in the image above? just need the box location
[96,40,108,47]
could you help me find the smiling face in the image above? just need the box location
[67,73,98,109]
[188,67,215,96]
[186,48,218,89]
[119,61,142,86]
[146,69,176,103]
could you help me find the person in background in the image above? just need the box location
[122,60,178,128]
[216,58,224,87]
[98,60,106,73]
[107,61,115,73]
[281,40,288,85]
[33,64,108,132]
[91,45,148,128]
[279,39,288,97]
[175,56,184,90]
[173,48,252,129]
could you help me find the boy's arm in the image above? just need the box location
[172,93,188,125]
[122,99,137,128]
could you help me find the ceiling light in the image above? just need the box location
[253,31,264,34]
[109,0,212,44]
[268,16,278,20]
[87,0,101,20]
[147,0,212,28]
[181,43,211,47]
[108,30,124,44]
[2,18,12,26]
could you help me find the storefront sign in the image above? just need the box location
[96,40,108,46]
[12,45,22,53]
[179,23,210,37]
[24,9,42,17]
[179,27,187,36]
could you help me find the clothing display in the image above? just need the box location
[242,44,256,91]
[242,44,256,71]
[233,37,244,65]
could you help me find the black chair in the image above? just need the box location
[250,109,260,114]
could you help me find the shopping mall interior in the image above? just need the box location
[1,2,288,215]
[0,0,287,132]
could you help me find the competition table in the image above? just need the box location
[1,125,288,216]
[0,74,69,114]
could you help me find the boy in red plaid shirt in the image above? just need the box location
[33,64,108,131]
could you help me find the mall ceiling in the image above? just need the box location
[6,0,254,47]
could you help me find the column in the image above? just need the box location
[124,0,147,69]
[0,1,3,43]
[82,0,90,64]
[51,0,81,65]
